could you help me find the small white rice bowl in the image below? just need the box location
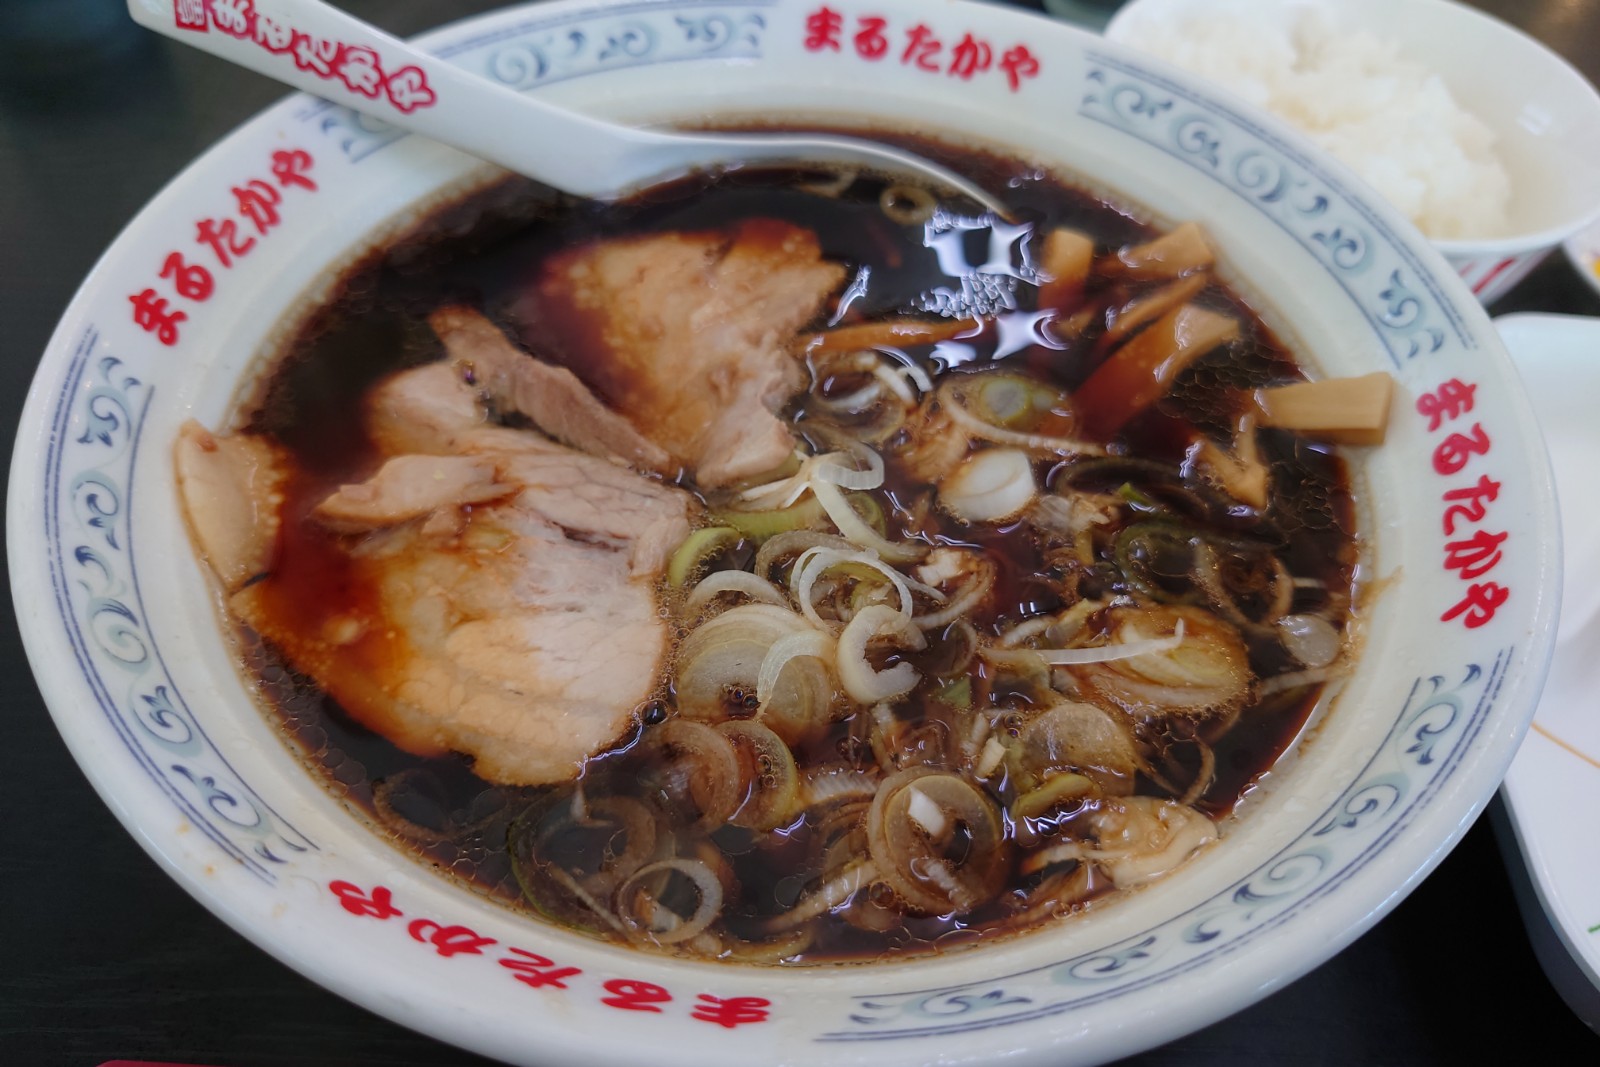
[1107,0,1600,302]
[1113,1,1508,240]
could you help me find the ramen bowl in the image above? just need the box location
[6,2,1559,1065]
[1104,0,1600,305]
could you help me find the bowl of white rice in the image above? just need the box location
[1105,0,1600,303]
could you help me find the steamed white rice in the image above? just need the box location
[1126,3,1511,240]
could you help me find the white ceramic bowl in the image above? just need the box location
[1105,0,1600,304]
[7,2,1561,1065]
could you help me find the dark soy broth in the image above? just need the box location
[233,140,1359,963]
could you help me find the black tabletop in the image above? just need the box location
[3,2,1599,1065]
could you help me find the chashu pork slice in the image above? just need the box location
[515,218,846,488]
[175,354,693,787]
[174,422,290,595]
[427,305,674,476]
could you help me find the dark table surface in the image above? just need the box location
[3,1,1599,1065]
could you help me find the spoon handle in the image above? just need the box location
[128,1,1006,212]
[126,0,668,197]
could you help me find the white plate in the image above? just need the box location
[1495,312,1600,1028]
[1564,220,1600,299]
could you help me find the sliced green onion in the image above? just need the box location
[811,446,886,492]
[754,530,856,580]
[757,630,837,714]
[936,676,973,709]
[719,719,802,831]
[684,570,790,615]
[764,860,877,931]
[940,449,1038,524]
[837,604,926,703]
[654,719,742,827]
[1034,619,1186,665]
[791,546,915,629]
[712,496,827,539]
[675,604,825,726]
[866,768,1007,915]
[1010,772,1096,821]
[617,858,725,945]
[667,526,740,587]
[812,479,923,563]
